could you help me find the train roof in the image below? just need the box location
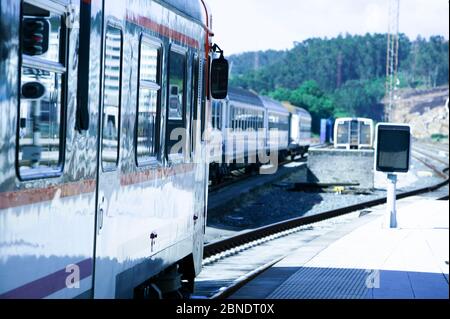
[281,102,312,119]
[335,117,373,123]
[260,96,289,115]
[160,0,206,24]
[228,87,264,107]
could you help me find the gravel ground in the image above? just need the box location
[205,156,446,243]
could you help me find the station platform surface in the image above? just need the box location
[230,195,449,299]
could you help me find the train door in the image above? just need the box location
[92,3,125,298]
[191,52,206,276]
[350,119,359,149]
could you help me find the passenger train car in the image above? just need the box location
[209,87,312,182]
[0,0,227,299]
[283,101,313,155]
[334,117,374,149]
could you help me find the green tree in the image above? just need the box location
[228,33,448,123]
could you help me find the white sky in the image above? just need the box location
[206,0,450,55]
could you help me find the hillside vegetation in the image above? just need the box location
[228,34,449,132]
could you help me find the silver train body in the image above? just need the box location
[1,0,217,298]
[209,87,312,180]
[334,117,374,149]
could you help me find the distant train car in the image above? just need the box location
[334,118,374,149]
[209,88,265,179]
[320,118,334,144]
[283,102,312,157]
[209,88,312,182]
[260,96,290,158]
[0,0,227,299]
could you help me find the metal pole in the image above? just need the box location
[387,173,397,228]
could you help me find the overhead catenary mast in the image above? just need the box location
[385,0,400,122]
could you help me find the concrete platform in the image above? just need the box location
[230,196,449,299]
[307,148,374,189]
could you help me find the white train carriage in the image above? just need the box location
[225,88,265,164]
[334,117,374,150]
[209,88,265,179]
[282,102,312,157]
[208,88,313,182]
[260,96,290,158]
[0,0,228,299]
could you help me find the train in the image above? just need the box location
[0,0,228,299]
[333,117,374,149]
[208,87,312,182]
[320,117,334,144]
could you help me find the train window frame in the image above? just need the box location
[135,35,162,167]
[16,0,68,181]
[190,53,200,156]
[165,44,188,162]
[200,58,207,141]
[218,101,222,130]
[100,23,123,172]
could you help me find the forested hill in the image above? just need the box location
[228,33,449,133]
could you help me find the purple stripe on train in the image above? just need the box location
[0,258,93,299]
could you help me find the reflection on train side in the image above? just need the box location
[18,6,64,178]
[101,25,122,170]
[137,40,160,163]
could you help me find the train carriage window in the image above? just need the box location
[191,55,199,153]
[236,108,240,130]
[336,121,349,145]
[214,101,222,130]
[211,101,217,129]
[219,102,222,130]
[251,113,254,130]
[166,48,187,158]
[200,59,206,141]
[17,2,67,180]
[245,111,249,130]
[216,104,219,129]
[101,25,123,171]
[230,106,234,129]
[259,112,263,129]
[360,122,371,145]
[136,38,161,165]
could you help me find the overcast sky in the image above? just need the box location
[206,0,449,55]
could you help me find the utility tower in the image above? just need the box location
[385,0,400,122]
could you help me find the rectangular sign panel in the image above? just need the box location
[376,123,411,173]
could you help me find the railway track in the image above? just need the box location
[208,144,324,193]
[412,142,448,178]
[194,146,449,299]
[412,143,448,166]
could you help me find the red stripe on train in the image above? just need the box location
[0,179,96,210]
[0,164,196,209]
[126,13,200,49]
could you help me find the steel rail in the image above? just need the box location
[204,160,448,259]
[200,149,448,299]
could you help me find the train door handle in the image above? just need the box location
[193,214,199,223]
[150,232,158,252]
[98,196,105,234]
[97,207,105,236]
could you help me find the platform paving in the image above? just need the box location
[230,196,449,299]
